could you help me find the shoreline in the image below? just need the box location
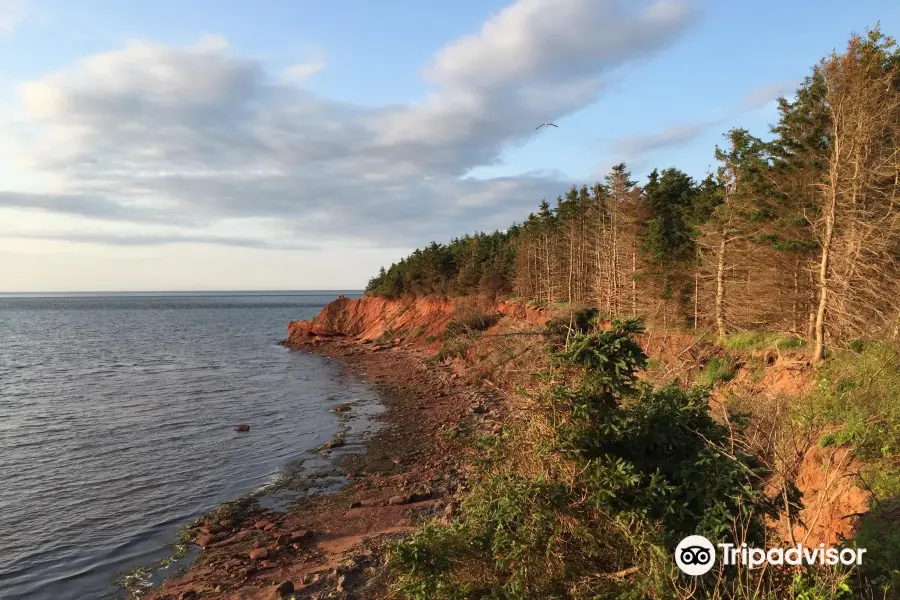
[143,334,505,599]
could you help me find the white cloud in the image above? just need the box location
[0,0,26,37]
[0,0,700,252]
[283,61,326,82]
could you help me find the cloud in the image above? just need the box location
[608,76,802,162]
[283,61,326,82]
[740,80,801,111]
[0,230,318,249]
[1,0,699,249]
[0,0,25,37]
[614,119,720,156]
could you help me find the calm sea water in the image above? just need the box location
[0,291,373,600]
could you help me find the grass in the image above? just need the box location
[719,331,806,351]
[804,342,900,463]
[696,355,739,388]
[791,341,900,598]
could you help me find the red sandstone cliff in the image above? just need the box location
[285,295,548,346]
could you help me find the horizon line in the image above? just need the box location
[0,289,366,295]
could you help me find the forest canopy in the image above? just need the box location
[366,27,900,360]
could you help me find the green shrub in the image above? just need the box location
[391,319,791,599]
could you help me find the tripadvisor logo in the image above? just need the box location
[675,535,716,575]
[675,535,867,576]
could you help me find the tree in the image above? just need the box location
[812,28,900,360]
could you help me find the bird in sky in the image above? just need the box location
[536,123,558,129]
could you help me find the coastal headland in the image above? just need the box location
[144,294,873,600]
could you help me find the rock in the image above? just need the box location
[219,519,234,528]
[195,533,215,548]
[388,495,407,505]
[254,520,273,530]
[409,491,433,503]
[234,424,250,432]
[249,548,269,560]
[392,337,402,344]
[179,592,197,600]
[291,529,313,542]
[275,533,291,546]
[263,522,276,531]
[473,405,487,414]
[244,565,258,577]
[349,500,362,509]
[272,580,295,598]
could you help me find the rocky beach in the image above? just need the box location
[144,297,515,600]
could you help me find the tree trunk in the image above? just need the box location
[813,191,836,362]
[715,232,727,338]
[792,257,800,333]
[631,251,636,316]
[694,271,699,330]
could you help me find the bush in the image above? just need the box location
[445,309,498,336]
[390,319,791,599]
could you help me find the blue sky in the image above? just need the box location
[0,0,898,291]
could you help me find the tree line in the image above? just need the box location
[366,28,900,361]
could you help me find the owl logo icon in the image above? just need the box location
[675,535,716,576]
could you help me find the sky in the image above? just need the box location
[0,0,898,292]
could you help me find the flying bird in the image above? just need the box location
[536,123,558,129]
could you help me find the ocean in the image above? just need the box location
[0,291,374,599]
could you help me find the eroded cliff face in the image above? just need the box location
[285,295,548,346]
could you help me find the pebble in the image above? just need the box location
[249,548,269,560]
[388,495,407,505]
[291,530,313,542]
